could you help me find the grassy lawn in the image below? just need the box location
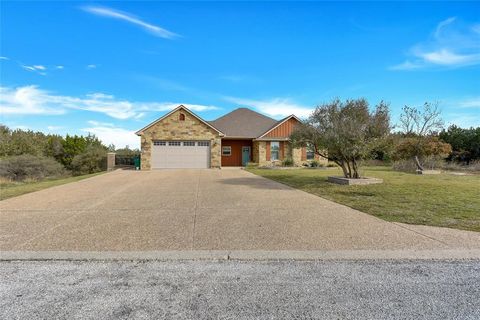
[0,172,105,201]
[247,166,480,232]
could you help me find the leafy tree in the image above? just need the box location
[394,136,452,164]
[61,133,105,169]
[0,125,109,172]
[439,125,480,164]
[70,146,107,175]
[290,98,391,178]
[396,102,450,171]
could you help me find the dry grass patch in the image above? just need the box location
[0,172,105,201]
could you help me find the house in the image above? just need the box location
[135,105,326,169]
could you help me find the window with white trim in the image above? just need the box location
[183,141,195,146]
[168,141,181,146]
[153,141,166,146]
[222,146,232,156]
[270,141,280,160]
[306,143,315,160]
[198,141,210,147]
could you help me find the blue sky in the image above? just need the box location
[1,1,479,148]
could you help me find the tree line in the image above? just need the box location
[0,125,138,181]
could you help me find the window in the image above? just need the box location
[198,141,210,147]
[168,141,181,146]
[222,146,232,156]
[179,113,185,121]
[270,141,280,160]
[153,141,166,146]
[306,143,315,160]
[183,141,195,146]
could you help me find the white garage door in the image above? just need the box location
[151,141,210,169]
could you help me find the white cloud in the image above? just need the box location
[457,97,480,109]
[21,64,47,75]
[0,86,66,115]
[81,124,139,149]
[419,49,480,66]
[86,64,97,69]
[21,65,36,71]
[389,60,423,70]
[33,65,46,70]
[391,17,480,70]
[82,6,179,39]
[149,103,220,112]
[445,114,480,128]
[434,16,456,37]
[224,96,312,118]
[0,85,219,119]
[11,125,30,131]
[0,56,9,60]
[47,125,64,131]
[56,65,64,69]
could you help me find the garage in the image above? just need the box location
[151,140,210,169]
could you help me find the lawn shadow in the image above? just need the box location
[336,191,376,197]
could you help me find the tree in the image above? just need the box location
[70,146,107,175]
[396,102,449,171]
[439,125,480,164]
[393,136,452,165]
[290,98,391,178]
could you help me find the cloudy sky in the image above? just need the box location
[1,1,479,148]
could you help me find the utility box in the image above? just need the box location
[134,155,141,170]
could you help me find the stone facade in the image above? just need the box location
[252,141,269,166]
[139,109,222,170]
[252,140,327,167]
[292,146,302,165]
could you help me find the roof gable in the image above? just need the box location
[257,115,302,139]
[208,108,277,138]
[135,105,224,136]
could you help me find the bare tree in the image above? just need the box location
[398,102,445,171]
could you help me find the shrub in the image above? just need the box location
[245,162,259,169]
[0,155,67,181]
[442,160,480,172]
[310,160,320,167]
[282,158,294,167]
[392,159,418,173]
[71,147,107,175]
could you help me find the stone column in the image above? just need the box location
[107,152,116,171]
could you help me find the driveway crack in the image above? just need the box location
[391,222,451,247]
[191,171,201,250]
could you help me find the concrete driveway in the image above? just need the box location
[1,169,479,251]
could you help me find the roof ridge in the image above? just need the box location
[210,107,276,122]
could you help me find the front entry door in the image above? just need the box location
[242,146,251,166]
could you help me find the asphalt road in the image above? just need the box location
[2,259,479,319]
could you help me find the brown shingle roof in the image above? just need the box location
[209,108,279,138]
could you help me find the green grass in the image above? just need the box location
[0,172,105,201]
[247,166,480,232]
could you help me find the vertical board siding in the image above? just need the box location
[266,142,271,161]
[264,118,299,138]
[221,140,252,166]
[280,141,285,160]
